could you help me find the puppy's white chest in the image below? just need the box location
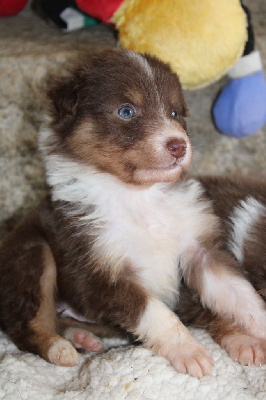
[124,214,181,307]
[91,180,207,307]
[51,162,210,308]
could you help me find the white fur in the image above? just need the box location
[199,257,266,340]
[134,297,213,377]
[127,50,154,79]
[228,196,266,262]
[126,51,164,113]
[134,297,190,346]
[47,337,79,366]
[40,126,214,309]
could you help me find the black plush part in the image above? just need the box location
[241,1,255,55]
[32,0,77,29]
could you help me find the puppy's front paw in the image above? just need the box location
[47,338,80,367]
[221,334,266,367]
[157,339,213,379]
[172,342,213,379]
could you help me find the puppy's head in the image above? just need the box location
[47,49,192,185]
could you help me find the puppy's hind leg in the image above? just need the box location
[58,317,128,353]
[27,246,80,366]
[0,226,79,367]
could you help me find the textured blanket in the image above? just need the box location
[0,327,265,400]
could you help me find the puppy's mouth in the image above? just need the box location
[133,157,191,185]
[156,160,180,169]
[131,138,193,185]
[134,163,181,184]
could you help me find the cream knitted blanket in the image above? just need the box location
[0,327,265,400]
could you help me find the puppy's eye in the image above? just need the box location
[171,110,178,118]
[118,106,135,119]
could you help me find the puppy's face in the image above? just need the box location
[48,49,192,185]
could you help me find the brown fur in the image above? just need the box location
[0,200,51,354]
[198,175,266,298]
[0,196,148,359]
[47,50,188,185]
[0,49,265,376]
[28,245,58,361]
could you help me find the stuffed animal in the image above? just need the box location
[0,0,28,17]
[24,1,266,136]
[80,0,249,91]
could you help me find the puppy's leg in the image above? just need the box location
[61,327,103,353]
[134,297,213,378]
[58,317,124,353]
[28,246,79,366]
[0,221,79,367]
[177,287,266,366]
[183,246,266,341]
[69,272,213,378]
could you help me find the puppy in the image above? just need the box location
[0,49,265,379]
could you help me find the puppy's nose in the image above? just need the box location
[166,139,187,159]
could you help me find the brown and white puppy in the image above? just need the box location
[0,49,265,379]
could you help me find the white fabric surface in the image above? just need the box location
[0,328,265,400]
[228,51,263,79]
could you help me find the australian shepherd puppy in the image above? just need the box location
[0,49,265,379]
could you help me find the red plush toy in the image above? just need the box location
[76,0,123,24]
[0,0,28,17]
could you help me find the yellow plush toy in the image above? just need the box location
[111,0,247,90]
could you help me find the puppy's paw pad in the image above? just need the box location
[47,338,80,367]
[64,327,103,352]
[221,334,266,367]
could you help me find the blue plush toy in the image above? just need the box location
[213,2,266,138]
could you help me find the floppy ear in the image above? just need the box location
[46,66,88,137]
[182,99,189,118]
[47,73,82,119]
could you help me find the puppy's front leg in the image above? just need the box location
[133,296,213,378]
[83,271,212,377]
[183,246,266,340]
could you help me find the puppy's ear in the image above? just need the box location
[47,73,82,119]
[46,66,88,138]
[182,100,189,118]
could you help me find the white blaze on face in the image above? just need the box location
[126,50,155,80]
